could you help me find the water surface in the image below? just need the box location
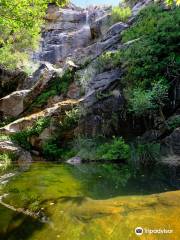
[0,162,179,239]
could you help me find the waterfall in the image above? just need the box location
[85,10,89,26]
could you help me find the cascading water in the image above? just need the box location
[86,10,89,25]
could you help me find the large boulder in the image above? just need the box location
[0,90,30,118]
[162,128,180,155]
[0,99,79,135]
[0,63,63,119]
[0,66,28,98]
[82,69,122,108]
[0,140,32,168]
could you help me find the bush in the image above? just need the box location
[128,79,169,116]
[11,117,50,150]
[0,134,11,141]
[96,51,121,72]
[42,138,75,160]
[30,70,73,108]
[121,4,180,87]
[72,136,130,161]
[120,4,179,116]
[111,6,131,23]
[60,108,81,131]
[97,137,130,161]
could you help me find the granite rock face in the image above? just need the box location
[163,128,180,156]
[0,140,32,168]
[0,90,30,118]
[36,5,111,65]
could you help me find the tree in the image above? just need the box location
[128,79,169,124]
[0,0,68,69]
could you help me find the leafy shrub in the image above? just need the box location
[42,138,62,160]
[167,115,180,130]
[60,108,81,131]
[121,4,179,116]
[96,51,121,72]
[111,6,131,23]
[72,136,130,161]
[31,70,73,108]
[97,137,130,161]
[42,138,75,160]
[11,117,50,150]
[122,5,180,87]
[128,79,169,116]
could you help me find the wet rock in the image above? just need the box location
[90,14,111,39]
[66,156,82,165]
[72,33,121,66]
[102,22,128,41]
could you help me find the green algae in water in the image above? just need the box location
[0,162,179,240]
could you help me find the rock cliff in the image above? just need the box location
[0,0,179,166]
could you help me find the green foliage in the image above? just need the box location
[97,137,130,161]
[0,153,15,172]
[60,108,81,131]
[133,143,161,167]
[0,134,10,141]
[96,51,121,72]
[128,88,152,116]
[72,137,99,161]
[122,5,180,87]
[31,70,73,108]
[42,138,75,160]
[121,4,180,115]
[111,6,131,23]
[0,0,68,69]
[165,0,180,6]
[128,79,169,116]
[42,138,62,160]
[73,136,130,161]
[167,115,180,130]
[11,117,50,150]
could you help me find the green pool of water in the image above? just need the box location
[0,162,179,240]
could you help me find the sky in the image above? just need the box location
[72,0,119,7]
